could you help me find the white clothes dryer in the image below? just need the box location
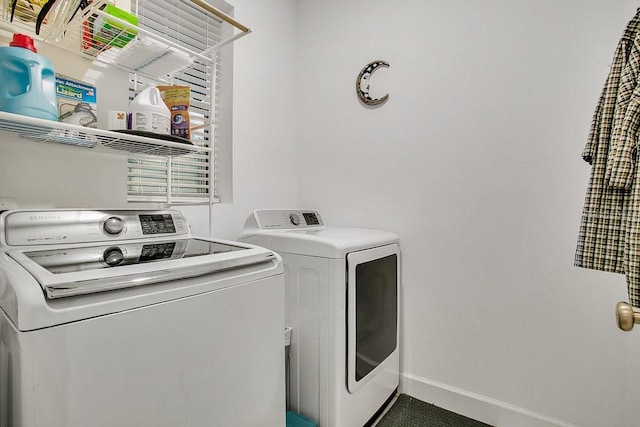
[0,209,285,427]
[239,209,400,427]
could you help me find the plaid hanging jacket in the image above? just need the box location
[576,10,640,279]
[603,17,640,306]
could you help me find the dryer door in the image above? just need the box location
[346,243,399,393]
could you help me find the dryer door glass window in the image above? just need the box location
[355,254,397,380]
[347,244,398,393]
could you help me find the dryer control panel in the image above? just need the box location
[253,209,324,230]
[1,209,189,246]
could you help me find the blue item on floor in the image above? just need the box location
[286,411,317,427]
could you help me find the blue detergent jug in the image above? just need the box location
[0,34,57,121]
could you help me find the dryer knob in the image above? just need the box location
[103,216,124,235]
[289,213,301,226]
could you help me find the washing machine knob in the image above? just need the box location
[103,247,124,266]
[289,213,301,226]
[103,216,124,235]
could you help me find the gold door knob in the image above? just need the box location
[616,301,640,331]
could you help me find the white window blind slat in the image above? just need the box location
[127,0,226,204]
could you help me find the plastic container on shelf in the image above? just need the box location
[127,86,171,135]
[0,34,57,121]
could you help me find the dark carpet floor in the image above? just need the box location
[375,394,493,427]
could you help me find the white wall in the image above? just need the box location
[294,1,640,426]
[209,0,299,238]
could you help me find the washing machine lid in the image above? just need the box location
[239,210,399,258]
[7,237,275,299]
[0,209,283,331]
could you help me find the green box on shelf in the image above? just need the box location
[93,4,139,49]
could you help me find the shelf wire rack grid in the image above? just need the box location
[0,111,211,157]
[0,0,249,82]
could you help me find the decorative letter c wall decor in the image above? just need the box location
[356,60,389,106]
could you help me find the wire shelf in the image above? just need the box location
[0,111,210,157]
[0,0,251,82]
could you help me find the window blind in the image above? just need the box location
[127,0,225,204]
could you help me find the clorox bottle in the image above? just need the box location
[0,34,57,121]
[128,86,171,134]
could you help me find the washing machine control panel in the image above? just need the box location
[2,210,189,246]
[254,209,324,229]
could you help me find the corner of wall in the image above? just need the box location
[400,372,578,427]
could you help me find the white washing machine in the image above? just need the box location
[239,209,400,427]
[0,209,285,427]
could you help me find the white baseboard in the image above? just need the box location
[400,372,578,427]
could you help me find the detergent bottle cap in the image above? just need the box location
[9,34,37,53]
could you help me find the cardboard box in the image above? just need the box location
[55,75,98,128]
[108,110,127,130]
